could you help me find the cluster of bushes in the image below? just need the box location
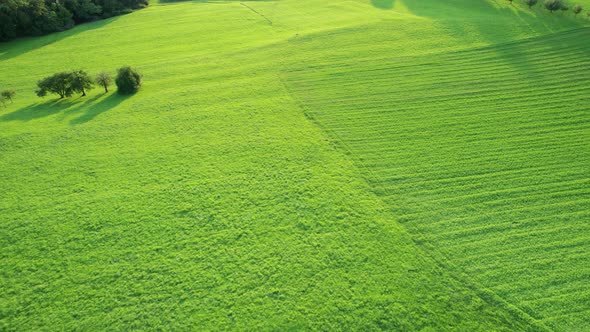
[518,0,587,16]
[36,66,141,98]
[0,0,148,41]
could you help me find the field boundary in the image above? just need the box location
[240,2,273,25]
[279,71,554,332]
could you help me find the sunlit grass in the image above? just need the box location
[1,0,588,330]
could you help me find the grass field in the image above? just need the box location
[1,0,589,330]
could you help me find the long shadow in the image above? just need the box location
[370,0,586,40]
[0,17,118,62]
[0,93,128,124]
[0,99,77,122]
[371,0,395,10]
[69,93,128,125]
[59,94,103,120]
[369,0,587,76]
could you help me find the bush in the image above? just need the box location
[573,4,583,15]
[544,0,564,12]
[115,66,142,94]
[524,0,539,8]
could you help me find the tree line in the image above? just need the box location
[36,66,141,98]
[0,0,148,41]
[1,66,141,107]
[516,0,587,16]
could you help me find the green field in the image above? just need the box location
[1,0,589,330]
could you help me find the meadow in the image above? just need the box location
[1,0,589,330]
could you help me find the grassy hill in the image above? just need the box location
[1,0,589,330]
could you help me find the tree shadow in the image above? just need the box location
[0,17,118,62]
[368,0,588,76]
[0,92,128,124]
[399,0,585,41]
[371,0,395,10]
[0,99,76,122]
[69,93,128,125]
[59,94,103,120]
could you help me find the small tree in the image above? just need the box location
[115,66,141,94]
[70,70,94,96]
[561,3,569,11]
[1,89,16,103]
[36,72,75,98]
[573,4,583,15]
[95,72,112,93]
[524,0,538,8]
[544,0,563,12]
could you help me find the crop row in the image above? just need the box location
[285,27,590,329]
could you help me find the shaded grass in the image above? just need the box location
[0,93,128,126]
[69,93,128,125]
[0,18,119,62]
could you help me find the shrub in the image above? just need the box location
[524,0,539,8]
[573,4,583,15]
[544,0,563,12]
[115,66,142,94]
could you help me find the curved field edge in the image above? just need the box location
[283,25,590,330]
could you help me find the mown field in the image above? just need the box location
[1,0,589,330]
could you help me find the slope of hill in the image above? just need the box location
[1,0,588,330]
[284,26,590,330]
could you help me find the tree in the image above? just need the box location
[573,4,583,15]
[95,72,113,93]
[70,70,94,96]
[524,0,539,8]
[36,72,75,98]
[115,66,141,94]
[0,0,148,41]
[1,90,16,104]
[544,0,563,12]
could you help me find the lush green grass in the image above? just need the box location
[283,4,590,330]
[1,0,589,330]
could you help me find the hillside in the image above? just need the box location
[1,0,589,330]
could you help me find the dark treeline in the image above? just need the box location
[0,0,148,41]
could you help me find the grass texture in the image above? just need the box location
[1,0,589,330]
